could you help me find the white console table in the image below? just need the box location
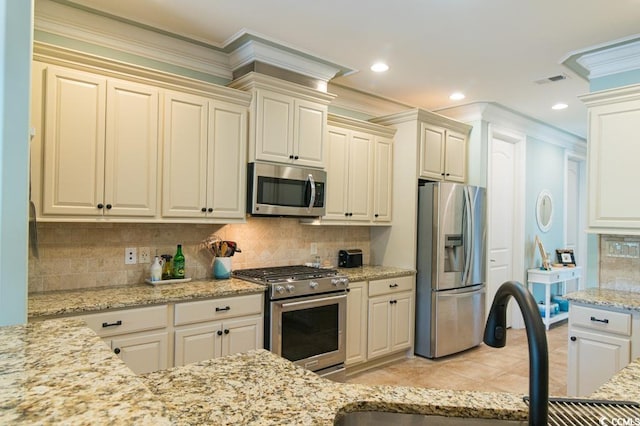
[527,267,582,330]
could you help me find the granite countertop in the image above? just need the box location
[565,287,640,311]
[28,266,415,320]
[337,265,415,282]
[0,319,171,425]
[142,349,528,425]
[28,278,266,319]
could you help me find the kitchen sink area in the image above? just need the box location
[334,411,524,425]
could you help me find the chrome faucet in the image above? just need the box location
[483,281,549,426]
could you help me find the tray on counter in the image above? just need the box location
[145,277,192,286]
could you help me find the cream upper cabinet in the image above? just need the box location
[372,136,393,223]
[229,73,335,169]
[315,115,395,225]
[39,65,160,217]
[420,122,467,182]
[581,85,640,234]
[162,91,247,220]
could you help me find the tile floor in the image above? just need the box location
[346,322,568,396]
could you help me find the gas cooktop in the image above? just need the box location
[232,265,339,284]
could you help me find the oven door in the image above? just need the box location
[269,292,346,373]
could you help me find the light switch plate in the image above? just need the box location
[139,247,151,264]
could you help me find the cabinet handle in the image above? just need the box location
[217,330,223,336]
[216,306,231,312]
[374,213,379,218]
[207,208,213,213]
[389,300,397,304]
[224,329,230,334]
[114,347,121,354]
[289,155,294,159]
[590,316,609,324]
[201,207,207,212]
[106,204,112,210]
[445,173,450,176]
[294,155,299,160]
[389,283,399,288]
[97,203,104,209]
[570,336,576,342]
[102,320,122,328]
[441,173,445,176]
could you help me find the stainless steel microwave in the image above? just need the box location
[247,162,326,217]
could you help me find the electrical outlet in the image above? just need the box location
[139,247,151,264]
[125,247,137,265]
[310,243,318,255]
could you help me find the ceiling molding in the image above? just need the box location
[35,0,232,79]
[561,34,640,81]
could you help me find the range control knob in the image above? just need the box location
[340,278,349,286]
[275,285,285,294]
[309,281,319,289]
[285,284,295,293]
[331,279,340,286]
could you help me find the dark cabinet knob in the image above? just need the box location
[294,155,299,160]
[445,173,450,177]
[217,330,223,336]
[114,348,121,354]
[106,204,112,210]
[224,329,230,335]
[207,208,213,213]
[570,336,577,342]
[441,173,445,176]
[289,155,294,159]
[374,213,379,218]
[344,212,349,217]
[201,207,207,212]
[97,203,104,209]
[349,213,353,217]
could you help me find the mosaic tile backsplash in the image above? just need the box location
[599,235,640,292]
[28,218,371,293]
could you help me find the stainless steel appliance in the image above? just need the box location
[415,182,486,358]
[247,162,326,217]
[233,265,348,380]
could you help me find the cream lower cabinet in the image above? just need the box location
[568,303,633,396]
[367,276,414,360]
[345,281,368,366]
[173,293,263,366]
[34,63,160,218]
[162,90,247,220]
[581,85,640,234]
[79,305,170,374]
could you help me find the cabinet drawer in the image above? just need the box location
[528,268,580,283]
[81,305,169,338]
[175,293,263,326]
[570,304,631,336]
[368,276,414,297]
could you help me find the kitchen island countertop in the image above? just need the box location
[565,287,640,311]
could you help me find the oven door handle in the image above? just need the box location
[280,293,346,310]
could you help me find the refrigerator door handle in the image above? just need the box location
[462,186,473,286]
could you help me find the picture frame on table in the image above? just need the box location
[535,235,552,270]
[555,249,576,266]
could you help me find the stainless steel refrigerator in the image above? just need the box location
[415,182,486,358]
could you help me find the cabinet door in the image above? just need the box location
[255,89,293,163]
[43,66,106,215]
[174,322,223,367]
[293,99,326,168]
[110,331,169,374]
[324,126,350,220]
[162,91,209,217]
[390,292,413,352]
[373,136,393,222]
[348,131,373,222]
[587,97,640,231]
[567,328,630,396]
[346,281,367,366]
[419,123,445,180]
[220,316,262,357]
[367,296,392,359]
[444,130,466,182]
[208,101,247,219]
[104,79,159,217]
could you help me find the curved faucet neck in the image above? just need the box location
[483,281,549,426]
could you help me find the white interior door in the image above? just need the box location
[488,127,526,328]
[565,157,586,292]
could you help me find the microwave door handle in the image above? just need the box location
[307,174,316,210]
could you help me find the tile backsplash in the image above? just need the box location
[599,235,640,292]
[29,218,371,293]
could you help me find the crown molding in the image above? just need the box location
[561,34,640,81]
[328,114,396,137]
[35,0,232,79]
[371,108,472,135]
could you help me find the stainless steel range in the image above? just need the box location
[233,265,349,380]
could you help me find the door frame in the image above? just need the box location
[487,124,527,328]
[564,152,587,290]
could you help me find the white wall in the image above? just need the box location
[0,0,33,326]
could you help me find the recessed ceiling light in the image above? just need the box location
[449,92,465,101]
[370,62,389,73]
[552,103,568,110]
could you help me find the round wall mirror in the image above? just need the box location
[536,190,553,232]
